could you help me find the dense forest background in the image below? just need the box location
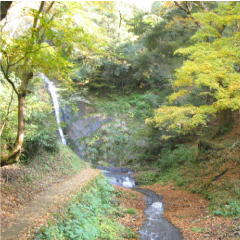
[1,1,240,220]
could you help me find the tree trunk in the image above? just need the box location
[1,2,54,166]
[1,71,32,166]
[0,1,13,20]
[15,92,27,161]
[213,108,233,138]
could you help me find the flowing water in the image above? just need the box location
[40,73,66,145]
[98,166,183,240]
[133,188,183,240]
[97,166,135,188]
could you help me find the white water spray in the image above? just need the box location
[40,73,66,145]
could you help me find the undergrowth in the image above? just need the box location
[35,175,137,240]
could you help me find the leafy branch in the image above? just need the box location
[0,89,14,137]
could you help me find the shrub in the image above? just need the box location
[157,145,197,170]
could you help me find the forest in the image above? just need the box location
[1,1,240,239]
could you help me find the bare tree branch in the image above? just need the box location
[174,1,202,28]
[33,1,45,29]
[0,63,19,95]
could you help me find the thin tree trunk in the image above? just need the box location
[213,108,233,138]
[1,71,32,166]
[220,108,233,130]
[15,92,26,162]
[1,1,55,165]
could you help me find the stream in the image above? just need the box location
[98,166,183,240]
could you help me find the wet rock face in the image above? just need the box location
[63,101,111,158]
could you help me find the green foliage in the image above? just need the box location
[147,2,240,139]
[191,226,206,233]
[1,1,114,164]
[212,200,240,217]
[134,171,161,186]
[22,121,60,162]
[0,77,60,160]
[127,11,153,35]
[84,124,131,165]
[0,81,18,150]
[157,145,198,170]
[206,179,240,217]
[134,145,197,185]
[80,91,172,166]
[96,94,133,118]
[21,84,61,160]
[36,176,136,240]
[126,208,138,215]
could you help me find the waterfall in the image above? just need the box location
[40,73,66,145]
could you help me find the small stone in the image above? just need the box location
[204,235,211,238]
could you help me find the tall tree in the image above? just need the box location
[146,2,240,138]
[0,1,101,165]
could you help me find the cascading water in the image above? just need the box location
[98,166,183,240]
[133,188,183,240]
[40,73,66,145]
[97,166,135,188]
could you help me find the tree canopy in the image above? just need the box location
[1,1,240,164]
[0,1,112,164]
[146,2,240,138]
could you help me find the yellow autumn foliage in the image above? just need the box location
[146,2,240,139]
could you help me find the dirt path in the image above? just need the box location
[1,168,101,240]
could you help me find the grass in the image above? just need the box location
[35,175,138,240]
[191,226,206,233]
[126,208,138,215]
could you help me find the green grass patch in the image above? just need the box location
[191,226,206,233]
[35,175,137,240]
[126,208,138,215]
